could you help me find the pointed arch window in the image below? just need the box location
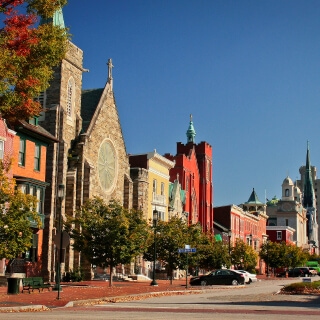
[67,77,75,117]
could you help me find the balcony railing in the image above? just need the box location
[152,193,166,205]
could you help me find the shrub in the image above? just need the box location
[281,281,320,294]
[63,268,83,282]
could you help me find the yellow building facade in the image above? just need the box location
[129,150,175,222]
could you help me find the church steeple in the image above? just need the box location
[186,114,196,143]
[303,141,315,208]
[40,6,65,28]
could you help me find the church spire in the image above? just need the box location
[186,114,196,143]
[40,6,65,28]
[303,141,315,208]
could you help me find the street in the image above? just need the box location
[1,278,320,320]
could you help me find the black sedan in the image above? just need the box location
[288,267,313,277]
[189,269,245,286]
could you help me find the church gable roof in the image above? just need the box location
[81,88,104,133]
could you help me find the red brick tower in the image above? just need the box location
[164,115,213,232]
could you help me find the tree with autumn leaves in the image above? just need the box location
[0,161,41,260]
[0,0,68,121]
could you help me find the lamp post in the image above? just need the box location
[150,208,159,286]
[53,184,64,298]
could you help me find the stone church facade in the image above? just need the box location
[38,10,132,280]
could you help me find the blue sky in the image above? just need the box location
[62,0,320,207]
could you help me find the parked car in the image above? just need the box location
[235,270,258,284]
[308,267,318,276]
[189,269,245,286]
[288,267,313,277]
[232,270,250,284]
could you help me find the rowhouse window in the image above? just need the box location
[24,234,38,262]
[161,182,164,195]
[18,184,43,214]
[36,188,42,214]
[277,231,282,240]
[153,179,157,194]
[158,211,165,221]
[34,143,41,171]
[18,138,26,166]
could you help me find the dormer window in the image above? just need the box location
[29,116,39,126]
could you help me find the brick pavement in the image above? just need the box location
[0,278,200,311]
[0,275,287,312]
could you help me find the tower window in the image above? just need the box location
[66,78,74,117]
[285,189,289,197]
[35,91,46,109]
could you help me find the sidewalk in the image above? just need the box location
[0,278,200,311]
[0,275,286,312]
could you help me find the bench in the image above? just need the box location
[22,277,52,293]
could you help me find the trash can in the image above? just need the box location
[7,278,20,294]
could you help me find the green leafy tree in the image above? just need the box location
[231,239,258,272]
[144,216,188,283]
[67,198,149,287]
[197,234,230,271]
[284,243,308,268]
[260,241,282,275]
[143,216,204,283]
[0,161,40,259]
[260,241,309,276]
[0,0,68,121]
[260,241,308,274]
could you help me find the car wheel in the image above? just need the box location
[231,279,238,286]
[249,278,252,283]
[201,280,207,286]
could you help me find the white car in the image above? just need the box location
[236,270,258,284]
[231,270,250,284]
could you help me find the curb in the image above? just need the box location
[0,305,50,313]
[0,284,247,312]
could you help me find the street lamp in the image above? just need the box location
[150,208,159,286]
[53,184,64,298]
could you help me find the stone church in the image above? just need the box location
[38,9,132,280]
